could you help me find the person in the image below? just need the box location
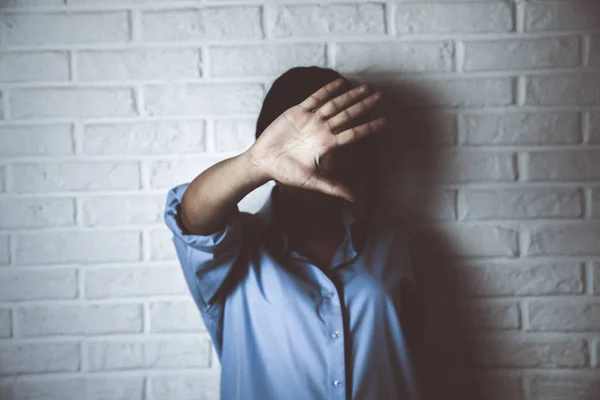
[163,66,423,400]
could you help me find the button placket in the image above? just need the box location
[326,293,346,398]
[312,266,347,399]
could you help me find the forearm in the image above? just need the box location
[180,150,271,235]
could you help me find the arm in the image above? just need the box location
[163,151,268,315]
[179,151,270,236]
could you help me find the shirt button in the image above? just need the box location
[333,380,343,387]
[331,330,340,339]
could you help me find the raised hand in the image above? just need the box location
[247,77,391,202]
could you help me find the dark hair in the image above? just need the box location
[255,66,381,233]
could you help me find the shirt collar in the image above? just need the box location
[256,175,369,260]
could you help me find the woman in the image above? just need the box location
[164,66,422,400]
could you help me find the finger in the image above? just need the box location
[334,116,391,148]
[302,175,355,202]
[327,91,384,132]
[298,77,348,113]
[313,83,372,120]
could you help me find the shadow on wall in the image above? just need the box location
[356,0,600,395]
[356,74,482,400]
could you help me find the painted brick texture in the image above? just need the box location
[0,1,598,400]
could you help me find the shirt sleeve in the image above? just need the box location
[164,182,247,314]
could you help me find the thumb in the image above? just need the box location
[302,174,355,202]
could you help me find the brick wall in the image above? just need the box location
[0,1,598,399]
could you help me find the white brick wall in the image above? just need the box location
[0,1,598,400]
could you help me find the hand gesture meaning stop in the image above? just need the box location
[248,77,391,202]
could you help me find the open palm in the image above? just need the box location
[249,77,391,202]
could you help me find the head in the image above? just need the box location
[255,66,381,218]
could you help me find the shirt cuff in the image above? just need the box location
[163,182,242,251]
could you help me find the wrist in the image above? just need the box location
[240,148,272,186]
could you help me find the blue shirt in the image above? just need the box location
[164,181,422,400]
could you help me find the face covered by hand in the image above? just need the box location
[276,138,366,217]
[275,78,385,217]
